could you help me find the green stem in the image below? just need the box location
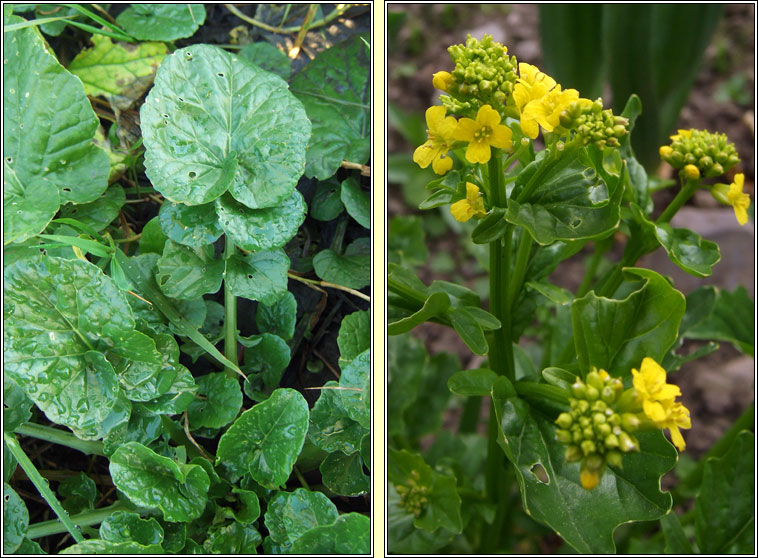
[26,502,126,540]
[507,228,534,308]
[224,236,239,377]
[294,466,310,490]
[4,432,84,543]
[656,178,701,224]
[14,423,105,456]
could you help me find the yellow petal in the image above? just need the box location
[425,105,448,128]
[465,141,491,164]
[454,118,478,142]
[668,425,686,451]
[643,399,667,423]
[413,142,440,169]
[489,125,513,150]
[477,104,501,128]
[520,116,539,140]
[431,152,453,175]
[450,199,473,222]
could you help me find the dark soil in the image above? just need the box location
[388,4,755,460]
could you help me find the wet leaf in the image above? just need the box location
[59,184,126,233]
[263,488,339,552]
[100,510,164,546]
[116,4,206,41]
[339,349,370,429]
[289,513,370,554]
[240,333,291,388]
[3,483,28,554]
[337,310,370,368]
[156,241,224,300]
[110,441,210,522]
[141,45,310,208]
[226,249,290,305]
[58,472,96,515]
[320,451,370,496]
[340,176,370,228]
[203,521,261,554]
[256,291,297,341]
[308,381,367,455]
[158,201,223,248]
[216,388,309,489]
[187,372,242,429]
[60,540,163,554]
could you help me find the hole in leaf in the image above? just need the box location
[4,494,9,502]
[162,114,169,118]
[70,209,77,214]
[570,219,582,228]
[217,73,224,77]
[159,276,169,286]
[19,123,24,129]
[530,463,549,484]
[5,156,12,163]
[178,97,184,102]
[189,171,197,179]
[164,120,169,126]
[247,275,253,279]
[62,187,71,192]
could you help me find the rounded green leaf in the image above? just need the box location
[339,349,370,429]
[3,257,158,437]
[291,34,370,179]
[290,513,370,554]
[4,17,110,242]
[241,333,291,388]
[310,178,344,221]
[109,441,210,522]
[59,184,126,233]
[340,176,370,228]
[100,511,164,546]
[156,241,224,300]
[141,45,310,208]
[61,540,163,554]
[320,451,370,496]
[139,217,168,255]
[308,381,367,454]
[216,388,309,489]
[116,4,206,41]
[187,372,242,429]
[239,41,291,79]
[58,472,96,515]
[447,368,498,396]
[3,483,28,554]
[263,488,339,551]
[226,250,290,305]
[256,291,296,340]
[313,237,370,290]
[203,522,261,554]
[158,201,223,248]
[215,190,306,251]
[337,310,370,368]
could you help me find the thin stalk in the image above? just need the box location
[289,272,370,302]
[289,4,318,58]
[4,432,84,543]
[26,502,126,540]
[507,228,533,308]
[656,178,700,224]
[14,423,105,456]
[223,236,239,378]
[294,466,310,490]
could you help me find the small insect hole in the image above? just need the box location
[162,114,169,118]
[19,123,24,129]
[5,156,12,163]
[247,275,253,279]
[189,171,197,178]
[178,97,184,102]
[164,120,169,126]
[217,73,224,77]
[4,494,10,502]
[62,187,71,192]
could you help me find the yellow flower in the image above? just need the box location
[670,129,693,141]
[683,164,700,180]
[659,145,673,158]
[413,106,458,175]
[632,357,691,451]
[522,85,579,136]
[580,468,600,490]
[450,182,487,222]
[727,173,750,226]
[432,71,453,92]
[512,63,557,139]
[453,105,513,164]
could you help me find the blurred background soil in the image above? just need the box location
[387,4,755,458]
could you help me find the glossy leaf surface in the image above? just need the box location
[156,241,224,300]
[110,441,209,522]
[226,249,290,305]
[320,451,370,496]
[339,349,370,429]
[256,291,297,340]
[158,201,223,248]
[187,372,242,429]
[116,4,206,41]
[313,237,370,290]
[291,34,370,179]
[100,510,164,546]
[289,513,371,554]
[216,388,309,489]
[264,488,338,552]
[3,483,28,554]
[203,522,261,554]
[337,310,370,368]
[142,45,310,208]
[341,176,370,228]
[308,381,367,455]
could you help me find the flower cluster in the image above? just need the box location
[557,98,630,149]
[555,358,691,490]
[394,470,428,518]
[659,128,740,179]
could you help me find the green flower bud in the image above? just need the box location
[585,385,599,401]
[586,371,604,391]
[571,379,587,399]
[601,385,616,404]
[580,440,596,456]
[616,388,642,413]
[555,412,573,430]
[606,450,623,468]
[596,423,612,437]
[579,416,591,428]
[583,427,594,440]
[585,453,605,472]
[556,429,573,444]
[591,400,607,413]
[593,412,606,425]
[621,413,641,432]
[609,414,622,427]
[618,432,639,453]
[605,433,619,448]
[705,162,724,178]
[572,430,583,443]
[565,445,583,462]
[613,124,627,137]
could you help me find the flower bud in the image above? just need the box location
[660,145,673,158]
[585,453,605,472]
[555,412,573,430]
[605,433,619,449]
[596,423,611,437]
[601,385,616,404]
[618,432,639,453]
[621,413,641,432]
[555,429,573,444]
[683,164,700,180]
[586,371,604,392]
[580,440,596,456]
[432,71,453,92]
[585,385,599,401]
[565,445,583,462]
[571,379,587,399]
[616,388,641,413]
[580,467,600,490]
[705,162,724,178]
[606,450,623,468]
[593,412,606,425]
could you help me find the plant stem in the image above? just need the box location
[223,235,239,378]
[4,432,84,543]
[26,502,126,540]
[507,228,533,308]
[14,423,105,456]
[656,178,700,224]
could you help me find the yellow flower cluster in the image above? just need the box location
[513,63,579,140]
[631,357,691,451]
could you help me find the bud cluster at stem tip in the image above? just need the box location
[557,98,630,149]
[659,128,740,179]
[394,470,428,518]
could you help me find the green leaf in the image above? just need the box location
[263,488,338,552]
[340,176,370,228]
[187,372,242,429]
[156,241,224,299]
[139,217,168,255]
[4,17,109,242]
[684,285,754,356]
[227,487,261,524]
[289,513,370,554]
[541,367,576,392]
[116,4,206,41]
[60,540,163,554]
[337,310,370,368]
[238,41,291,79]
[226,249,290,305]
[388,291,450,335]
[448,307,488,356]
[471,207,508,244]
[141,44,310,208]
[109,441,210,522]
[203,522,261,554]
[339,349,370,429]
[492,377,677,554]
[215,190,306,251]
[158,201,223,248]
[320,451,370,496]
[216,388,309,489]
[3,378,32,432]
[310,178,344,221]
[68,34,167,111]
[388,448,462,534]
[571,267,685,377]
[695,430,754,554]
[58,472,96,515]
[526,280,573,305]
[308,381,367,455]
[660,512,694,554]
[100,510,164,546]
[3,483,28,554]
[388,215,428,265]
[256,291,296,341]
[313,237,370,290]
[113,332,186,402]
[4,256,160,437]
[291,34,369,179]
[447,368,497,396]
[240,333,291,388]
[10,537,44,555]
[507,147,623,245]
[59,184,126,233]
